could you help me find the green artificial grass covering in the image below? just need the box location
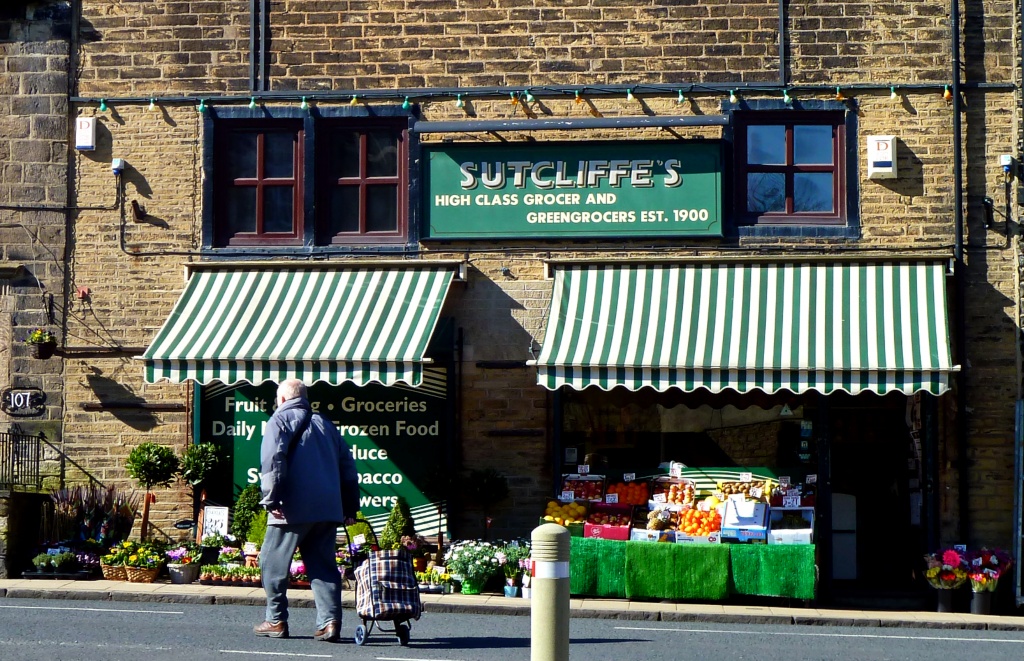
[729,544,816,599]
[570,536,627,598]
[625,541,730,600]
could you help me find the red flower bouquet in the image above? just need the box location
[966,548,1012,592]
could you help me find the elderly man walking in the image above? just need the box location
[254,378,360,642]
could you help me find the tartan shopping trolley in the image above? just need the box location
[352,546,423,646]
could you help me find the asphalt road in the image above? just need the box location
[2,598,1024,661]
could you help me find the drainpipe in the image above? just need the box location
[951,0,969,545]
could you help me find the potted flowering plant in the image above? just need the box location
[166,542,201,584]
[290,553,309,586]
[496,539,531,597]
[24,328,56,359]
[443,540,500,595]
[123,542,164,583]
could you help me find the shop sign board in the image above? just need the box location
[196,369,449,523]
[425,141,722,238]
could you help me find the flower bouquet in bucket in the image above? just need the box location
[966,548,1012,592]
[923,548,968,590]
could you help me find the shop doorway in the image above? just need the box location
[824,395,925,597]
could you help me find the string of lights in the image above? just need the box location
[72,81,1006,113]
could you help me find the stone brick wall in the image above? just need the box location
[0,2,71,574]
[52,0,1022,551]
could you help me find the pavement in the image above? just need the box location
[3,578,1024,631]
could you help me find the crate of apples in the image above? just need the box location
[583,503,633,540]
[560,475,605,501]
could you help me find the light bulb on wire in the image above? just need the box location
[524,90,535,104]
[196,99,207,113]
[402,96,410,110]
[575,90,582,104]
[626,89,635,102]
[350,94,358,106]
[890,86,898,100]
[835,87,846,102]
[147,98,156,112]
[98,99,107,112]
[300,97,309,111]
[510,92,519,106]
[728,90,738,104]
[455,94,464,108]
[943,85,952,101]
[249,96,257,110]
[677,90,686,105]
[782,89,792,104]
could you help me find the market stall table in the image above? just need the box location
[569,536,816,601]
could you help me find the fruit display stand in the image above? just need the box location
[567,536,816,601]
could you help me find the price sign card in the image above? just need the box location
[739,472,753,483]
[578,464,590,475]
[749,486,763,499]
[623,473,636,482]
[605,493,619,504]
[805,474,817,484]
[783,495,801,508]
[652,493,667,503]
[560,490,575,501]
[779,476,791,487]
[353,534,366,546]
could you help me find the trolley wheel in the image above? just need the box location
[396,622,410,646]
[354,624,367,646]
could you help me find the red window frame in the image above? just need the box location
[214,121,304,247]
[735,111,846,226]
[318,122,408,246]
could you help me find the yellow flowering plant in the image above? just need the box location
[25,328,54,345]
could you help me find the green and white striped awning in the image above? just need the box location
[142,266,455,387]
[533,261,957,396]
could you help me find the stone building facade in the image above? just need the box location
[1,0,1021,604]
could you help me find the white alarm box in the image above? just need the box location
[867,135,896,179]
[75,117,96,151]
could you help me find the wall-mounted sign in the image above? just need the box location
[197,368,451,534]
[1,387,46,417]
[425,141,723,238]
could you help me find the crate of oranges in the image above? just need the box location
[674,500,724,544]
[604,479,649,506]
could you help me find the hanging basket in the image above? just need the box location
[124,565,161,583]
[100,563,127,581]
[29,341,56,359]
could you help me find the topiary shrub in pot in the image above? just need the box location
[124,442,180,541]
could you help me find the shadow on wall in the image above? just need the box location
[85,373,159,431]
[448,265,537,362]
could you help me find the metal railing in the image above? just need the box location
[0,431,42,489]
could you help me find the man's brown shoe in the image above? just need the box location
[314,620,340,642]
[254,621,289,638]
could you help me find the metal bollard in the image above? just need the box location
[531,523,570,661]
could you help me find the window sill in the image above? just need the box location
[737,224,861,239]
